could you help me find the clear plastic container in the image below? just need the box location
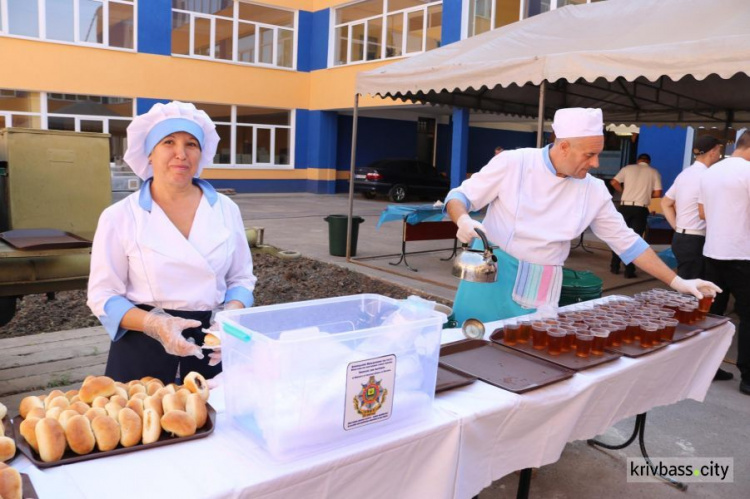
[217,294,444,460]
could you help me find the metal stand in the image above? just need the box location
[388,239,458,272]
[570,232,593,253]
[587,412,688,491]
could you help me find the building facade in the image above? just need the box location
[1,0,693,195]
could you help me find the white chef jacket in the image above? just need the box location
[614,162,662,207]
[663,161,708,231]
[87,179,257,341]
[698,156,750,260]
[445,146,648,266]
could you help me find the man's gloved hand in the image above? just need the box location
[669,276,722,300]
[142,309,204,359]
[456,214,486,244]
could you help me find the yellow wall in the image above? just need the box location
[0,38,310,109]
[309,60,405,110]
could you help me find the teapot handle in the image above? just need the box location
[475,228,491,252]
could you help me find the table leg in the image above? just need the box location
[588,413,688,491]
[440,238,459,261]
[516,468,533,499]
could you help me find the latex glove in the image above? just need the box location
[669,276,722,300]
[207,372,224,390]
[208,351,222,367]
[456,214,486,244]
[206,300,245,333]
[142,308,204,359]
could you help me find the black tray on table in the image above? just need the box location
[605,340,669,358]
[3,415,19,462]
[439,339,574,394]
[21,473,39,499]
[0,228,91,250]
[435,365,477,393]
[13,404,216,469]
[489,329,621,371]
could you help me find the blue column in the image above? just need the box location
[441,0,463,46]
[136,98,170,115]
[297,9,330,72]
[138,0,171,55]
[298,110,338,194]
[637,125,689,192]
[450,108,470,188]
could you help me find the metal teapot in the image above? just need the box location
[451,229,498,283]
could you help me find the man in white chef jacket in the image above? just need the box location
[443,107,720,324]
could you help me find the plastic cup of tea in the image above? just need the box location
[640,323,658,348]
[503,321,521,346]
[546,328,566,356]
[518,321,532,343]
[660,318,679,342]
[589,328,610,356]
[575,332,594,358]
[531,322,549,350]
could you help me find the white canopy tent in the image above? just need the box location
[343,0,750,258]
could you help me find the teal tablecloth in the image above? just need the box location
[376,204,447,228]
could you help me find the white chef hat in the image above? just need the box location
[551,108,603,139]
[124,101,220,180]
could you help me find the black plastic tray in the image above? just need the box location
[22,473,39,499]
[489,329,621,371]
[435,365,477,393]
[439,339,574,394]
[605,341,669,358]
[13,405,215,469]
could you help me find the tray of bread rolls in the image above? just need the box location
[11,371,215,469]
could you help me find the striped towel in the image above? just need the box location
[512,261,563,310]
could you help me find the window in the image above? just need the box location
[0,89,43,129]
[333,0,442,66]
[0,0,135,49]
[171,0,296,69]
[194,102,293,168]
[469,0,605,37]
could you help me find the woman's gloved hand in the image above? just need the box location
[669,276,722,300]
[206,301,246,367]
[456,214,486,244]
[142,308,204,359]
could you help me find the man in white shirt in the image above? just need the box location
[662,136,722,278]
[699,131,750,395]
[444,107,719,325]
[609,154,663,278]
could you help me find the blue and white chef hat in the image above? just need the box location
[124,101,220,180]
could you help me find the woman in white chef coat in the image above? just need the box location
[87,101,256,384]
[445,108,720,323]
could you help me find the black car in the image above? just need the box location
[353,159,450,203]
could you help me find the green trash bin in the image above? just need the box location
[324,215,364,257]
[559,268,603,307]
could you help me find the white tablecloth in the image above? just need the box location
[11,297,734,499]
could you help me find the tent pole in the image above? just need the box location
[346,93,360,261]
[536,81,546,147]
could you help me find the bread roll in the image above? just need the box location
[126,398,144,420]
[64,415,95,455]
[118,408,142,448]
[65,389,79,401]
[70,401,91,415]
[131,392,147,401]
[162,393,184,413]
[166,383,181,393]
[26,407,46,420]
[0,465,22,499]
[43,390,66,409]
[92,396,109,409]
[48,396,70,411]
[146,380,164,396]
[114,381,128,391]
[141,408,162,445]
[35,418,66,462]
[128,384,146,398]
[19,417,40,452]
[143,396,163,418]
[58,409,80,431]
[83,374,96,384]
[154,387,172,399]
[110,395,128,408]
[19,396,44,419]
[127,380,143,388]
[69,395,81,404]
[84,407,107,423]
[104,401,123,420]
[203,332,221,347]
[0,402,7,420]
[140,376,156,384]
[175,388,191,408]
[45,407,63,420]
[91,415,120,452]
[114,387,129,402]
[0,436,15,462]
[183,372,209,402]
[79,376,116,404]
[185,393,208,429]
[160,410,196,438]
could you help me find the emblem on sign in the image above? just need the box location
[353,375,388,418]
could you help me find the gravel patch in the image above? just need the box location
[0,252,450,339]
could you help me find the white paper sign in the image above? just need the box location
[343,354,396,431]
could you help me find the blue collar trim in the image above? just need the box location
[138,178,218,212]
[542,144,556,175]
